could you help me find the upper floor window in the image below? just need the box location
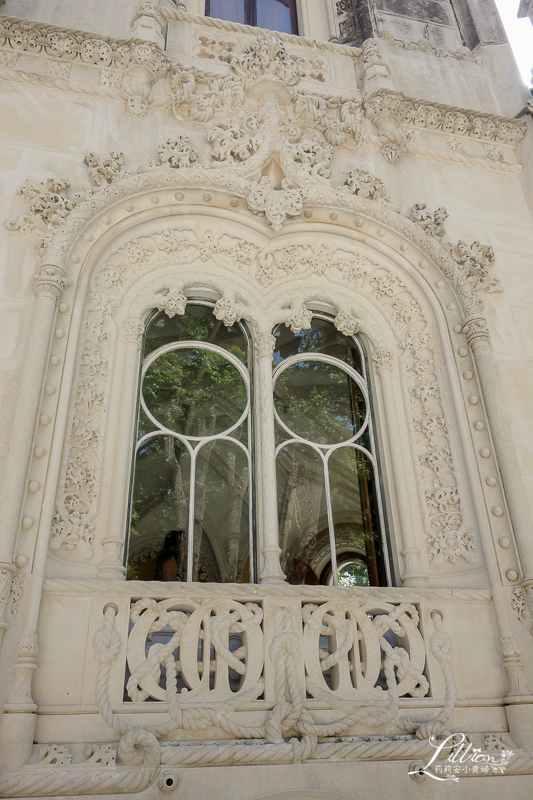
[205,0,298,34]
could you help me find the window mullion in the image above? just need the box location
[254,333,286,583]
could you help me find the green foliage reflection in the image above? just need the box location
[144,347,248,436]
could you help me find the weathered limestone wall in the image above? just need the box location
[0,0,532,796]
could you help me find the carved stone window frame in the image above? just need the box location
[37,210,494,591]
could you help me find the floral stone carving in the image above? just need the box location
[410,204,448,240]
[208,122,260,167]
[84,152,126,186]
[247,177,303,232]
[341,168,391,202]
[230,31,303,86]
[6,177,74,235]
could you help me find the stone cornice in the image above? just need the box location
[0,14,170,76]
[363,89,526,146]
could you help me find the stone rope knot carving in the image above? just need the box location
[83,598,458,776]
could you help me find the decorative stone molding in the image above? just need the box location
[341,168,397,208]
[155,288,187,318]
[372,349,394,371]
[6,177,74,236]
[122,318,145,346]
[284,303,313,333]
[213,295,243,327]
[230,31,303,86]
[254,333,276,359]
[208,122,260,166]
[37,199,474,568]
[193,32,331,82]
[379,31,483,65]
[247,177,303,231]
[463,316,490,350]
[363,89,526,146]
[161,7,362,58]
[360,38,391,79]
[35,265,68,300]
[84,152,126,186]
[9,571,24,617]
[410,204,448,240]
[0,15,170,75]
[511,586,526,623]
[334,310,360,336]
[500,637,531,699]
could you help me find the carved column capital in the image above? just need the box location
[254,333,276,360]
[35,265,67,301]
[122,318,144,348]
[463,316,490,350]
[372,348,394,372]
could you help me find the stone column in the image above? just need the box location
[0,264,66,648]
[463,317,533,599]
[254,333,286,584]
[372,349,428,587]
[325,0,339,42]
[97,318,145,579]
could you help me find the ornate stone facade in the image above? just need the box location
[0,0,532,798]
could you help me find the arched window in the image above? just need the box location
[273,316,390,587]
[126,302,255,583]
[126,305,391,586]
[205,0,298,34]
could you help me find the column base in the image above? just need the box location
[0,711,36,771]
[505,701,533,753]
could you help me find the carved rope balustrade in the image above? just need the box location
[7,586,533,793]
[99,592,455,745]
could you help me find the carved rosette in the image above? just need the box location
[372,349,394,371]
[35,265,68,300]
[122,318,144,347]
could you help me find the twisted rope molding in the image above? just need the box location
[161,8,361,57]
[0,65,172,108]
[0,728,164,797]
[403,141,521,175]
[42,579,492,603]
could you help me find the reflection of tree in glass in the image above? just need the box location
[144,348,248,437]
[127,436,190,579]
[274,361,365,444]
[337,560,370,586]
[145,312,247,364]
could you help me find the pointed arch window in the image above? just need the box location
[205,0,298,34]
